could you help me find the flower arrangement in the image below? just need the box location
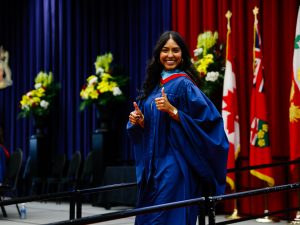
[79,52,127,111]
[18,71,60,119]
[193,31,225,99]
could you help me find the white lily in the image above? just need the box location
[205,71,219,82]
[112,87,122,96]
[40,100,49,109]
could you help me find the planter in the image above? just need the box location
[92,105,118,184]
[29,115,51,178]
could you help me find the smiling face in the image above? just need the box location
[159,38,182,71]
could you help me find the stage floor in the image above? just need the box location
[0,201,292,224]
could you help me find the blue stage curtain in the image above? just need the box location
[0,0,171,161]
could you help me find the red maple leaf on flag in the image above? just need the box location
[222,89,237,134]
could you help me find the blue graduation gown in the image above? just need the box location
[127,73,228,225]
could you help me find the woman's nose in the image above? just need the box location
[167,51,174,57]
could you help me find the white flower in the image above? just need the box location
[205,71,219,82]
[112,87,122,96]
[193,48,203,57]
[40,100,49,109]
[96,67,104,75]
[35,83,42,89]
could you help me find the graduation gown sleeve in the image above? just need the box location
[169,79,229,195]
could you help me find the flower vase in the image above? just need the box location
[33,115,48,137]
[29,115,51,180]
[95,105,112,131]
[92,105,117,185]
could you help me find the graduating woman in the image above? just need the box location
[127,31,228,225]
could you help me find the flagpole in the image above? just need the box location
[223,10,241,220]
[251,7,279,223]
[225,10,232,59]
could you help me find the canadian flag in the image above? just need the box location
[222,14,240,191]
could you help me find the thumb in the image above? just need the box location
[133,102,140,112]
[161,87,166,97]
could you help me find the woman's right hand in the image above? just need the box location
[129,102,144,128]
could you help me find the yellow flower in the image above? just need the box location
[31,97,41,106]
[197,64,208,74]
[85,85,96,97]
[97,81,111,93]
[20,95,30,107]
[35,71,53,87]
[109,81,118,88]
[35,88,46,97]
[204,54,214,60]
[94,53,113,73]
[197,54,214,74]
[80,89,89,99]
[101,73,112,81]
[197,31,218,55]
[89,90,99,99]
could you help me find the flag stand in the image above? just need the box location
[225,198,241,219]
[288,166,300,224]
[289,210,300,224]
[256,193,280,223]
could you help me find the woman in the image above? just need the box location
[127,31,228,225]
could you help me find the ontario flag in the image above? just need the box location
[289,6,300,178]
[222,12,240,191]
[249,10,274,187]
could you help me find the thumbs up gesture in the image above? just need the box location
[155,87,179,120]
[129,102,144,128]
[155,87,172,113]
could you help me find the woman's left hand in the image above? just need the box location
[155,87,176,114]
[155,87,179,121]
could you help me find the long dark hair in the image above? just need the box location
[137,31,201,99]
